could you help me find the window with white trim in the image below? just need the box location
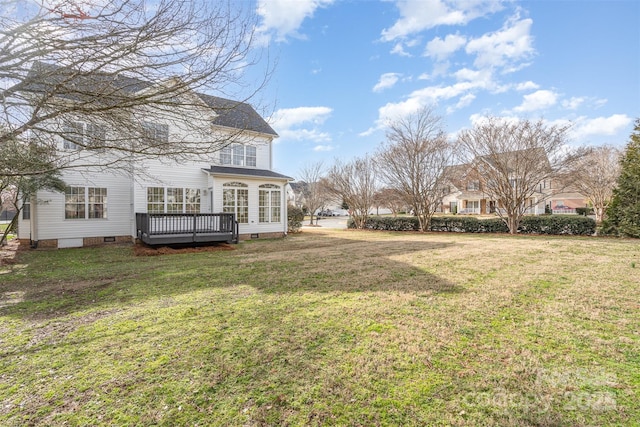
[223,182,248,223]
[259,184,281,223]
[185,188,201,213]
[466,180,480,191]
[22,200,30,220]
[220,144,256,167]
[146,187,200,213]
[142,122,169,144]
[147,187,165,213]
[167,188,184,213]
[88,187,107,218]
[65,187,107,219]
[63,121,106,150]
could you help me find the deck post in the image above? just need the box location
[193,213,197,241]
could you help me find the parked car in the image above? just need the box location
[317,209,337,217]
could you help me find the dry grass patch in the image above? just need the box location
[0,228,638,426]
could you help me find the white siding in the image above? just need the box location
[133,157,211,214]
[17,200,31,240]
[29,98,283,243]
[211,137,272,169]
[255,143,270,170]
[211,177,287,235]
[34,170,132,241]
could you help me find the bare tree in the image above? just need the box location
[0,131,65,244]
[373,187,409,217]
[377,107,456,231]
[297,162,329,225]
[0,0,270,177]
[324,156,378,229]
[564,145,621,223]
[457,117,578,234]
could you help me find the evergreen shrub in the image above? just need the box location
[347,215,595,235]
[287,205,304,233]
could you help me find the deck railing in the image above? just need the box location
[458,208,481,214]
[136,213,238,245]
[552,208,577,215]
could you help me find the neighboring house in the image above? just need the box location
[547,189,588,214]
[16,63,292,248]
[287,181,308,209]
[441,150,586,215]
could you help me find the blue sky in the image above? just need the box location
[251,0,639,179]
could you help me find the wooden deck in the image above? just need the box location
[136,213,238,245]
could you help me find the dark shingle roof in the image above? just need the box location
[12,62,277,137]
[197,93,277,136]
[203,166,292,181]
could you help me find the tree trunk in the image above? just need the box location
[595,207,604,223]
[508,215,519,234]
[1,214,19,246]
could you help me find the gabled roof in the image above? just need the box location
[10,62,278,137]
[197,93,277,136]
[203,166,293,181]
[476,147,550,172]
[443,163,468,181]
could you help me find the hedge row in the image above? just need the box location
[348,215,596,236]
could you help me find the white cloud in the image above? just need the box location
[271,106,331,128]
[461,114,633,144]
[271,106,333,142]
[448,93,476,113]
[466,14,535,71]
[313,144,334,152]
[381,0,505,41]
[515,81,539,91]
[278,128,331,142]
[256,0,334,42]
[562,97,585,110]
[373,73,402,92]
[362,78,490,135]
[513,89,558,112]
[571,114,633,140]
[390,42,411,57]
[453,67,482,82]
[467,113,521,128]
[424,33,467,61]
[561,96,608,110]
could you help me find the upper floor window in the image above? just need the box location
[142,122,169,144]
[65,186,107,219]
[63,121,106,150]
[466,180,480,191]
[220,144,256,167]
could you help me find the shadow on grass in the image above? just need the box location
[0,231,464,321]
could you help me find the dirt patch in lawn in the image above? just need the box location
[0,238,26,267]
[133,242,235,256]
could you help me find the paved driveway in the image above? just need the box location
[303,216,348,229]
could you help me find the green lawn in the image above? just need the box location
[0,230,638,426]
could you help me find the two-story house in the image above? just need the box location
[16,63,291,248]
[441,149,586,215]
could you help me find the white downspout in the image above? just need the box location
[283,181,288,236]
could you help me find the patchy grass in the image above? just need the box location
[0,229,638,426]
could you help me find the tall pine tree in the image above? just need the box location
[603,119,640,237]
